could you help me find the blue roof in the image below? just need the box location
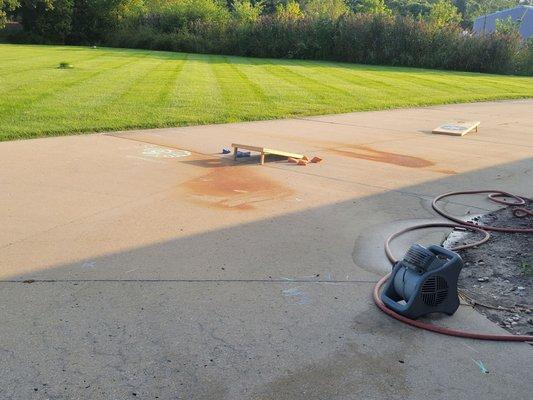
[473,5,533,38]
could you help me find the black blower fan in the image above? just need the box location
[381,244,463,319]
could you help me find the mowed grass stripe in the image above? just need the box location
[227,56,321,117]
[324,62,470,95]
[0,49,123,98]
[210,55,280,121]
[0,48,113,77]
[258,59,405,113]
[168,54,224,125]
[1,44,532,141]
[349,68,456,98]
[397,66,531,91]
[334,66,448,100]
[339,68,486,104]
[232,57,323,116]
[269,59,356,101]
[0,53,169,137]
[0,54,143,119]
[100,56,187,127]
[224,56,275,106]
[300,61,402,95]
[349,64,530,97]
[14,55,169,136]
[156,53,189,108]
[0,57,148,139]
[280,60,395,108]
[257,60,348,114]
[247,57,319,112]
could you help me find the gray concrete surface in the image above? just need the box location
[1,100,532,399]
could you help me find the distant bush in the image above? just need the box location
[104,12,532,75]
[19,0,74,43]
[526,40,533,76]
[134,0,230,33]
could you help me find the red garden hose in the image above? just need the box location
[373,190,533,342]
[432,190,533,233]
[513,208,533,218]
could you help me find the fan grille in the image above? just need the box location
[421,276,448,306]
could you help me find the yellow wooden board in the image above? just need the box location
[231,143,303,165]
[432,121,480,136]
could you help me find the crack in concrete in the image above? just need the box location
[0,279,377,284]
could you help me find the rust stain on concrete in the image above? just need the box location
[329,145,434,168]
[183,166,294,210]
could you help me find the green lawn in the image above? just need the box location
[1,44,532,141]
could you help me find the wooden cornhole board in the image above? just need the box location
[432,121,480,136]
[231,143,303,165]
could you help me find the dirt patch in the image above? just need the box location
[182,165,294,210]
[329,145,434,168]
[449,204,532,335]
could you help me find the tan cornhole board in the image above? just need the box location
[432,121,480,136]
[231,143,303,165]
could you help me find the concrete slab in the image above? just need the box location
[0,282,530,400]
[0,100,532,399]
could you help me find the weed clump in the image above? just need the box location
[58,62,73,69]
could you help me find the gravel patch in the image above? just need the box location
[448,203,532,336]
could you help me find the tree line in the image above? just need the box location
[1,1,532,75]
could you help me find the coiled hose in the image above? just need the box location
[373,190,533,342]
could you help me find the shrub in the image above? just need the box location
[58,61,73,68]
[352,0,392,16]
[103,12,532,75]
[304,0,350,20]
[233,0,263,25]
[140,0,230,33]
[428,0,461,29]
[275,0,304,22]
[20,0,74,43]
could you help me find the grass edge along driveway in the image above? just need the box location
[1,44,532,141]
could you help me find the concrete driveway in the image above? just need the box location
[1,100,532,399]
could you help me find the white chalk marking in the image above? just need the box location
[81,261,96,269]
[126,155,164,163]
[282,286,311,305]
[142,145,191,159]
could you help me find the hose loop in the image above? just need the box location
[374,190,533,342]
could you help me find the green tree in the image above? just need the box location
[275,0,303,20]
[233,0,263,23]
[0,0,20,29]
[468,0,518,17]
[70,0,133,43]
[428,0,461,27]
[495,15,520,36]
[303,0,350,19]
[463,0,521,26]
[384,0,432,17]
[111,0,147,23]
[20,0,74,42]
[260,0,290,14]
[352,0,392,15]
